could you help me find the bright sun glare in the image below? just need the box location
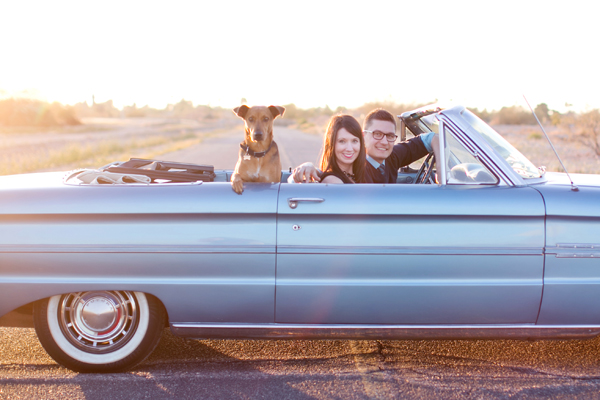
[1,0,598,112]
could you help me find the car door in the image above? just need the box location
[275,182,545,324]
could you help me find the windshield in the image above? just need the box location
[460,110,541,179]
[421,109,541,179]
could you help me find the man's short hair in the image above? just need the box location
[363,108,396,131]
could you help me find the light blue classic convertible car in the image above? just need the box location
[1,104,599,373]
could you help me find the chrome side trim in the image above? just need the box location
[0,277,272,285]
[555,243,600,249]
[547,244,600,258]
[0,244,275,254]
[0,245,541,255]
[554,253,600,259]
[0,244,546,256]
[277,245,543,256]
[170,323,600,340]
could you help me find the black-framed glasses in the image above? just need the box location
[364,130,398,142]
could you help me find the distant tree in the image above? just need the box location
[470,108,492,122]
[50,102,81,125]
[354,101,428,120]
[0,98,80,127]
[172,99,195,116]
[334,105,348,114]
[91,100,120,118]
[550,110,562,126]
[492,106,535,125]
[123,103,147,118]
[534,103,550,123]
[282,103,299,120]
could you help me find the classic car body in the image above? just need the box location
[1,104,599,372]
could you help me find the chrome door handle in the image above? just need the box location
[288,197,325,209]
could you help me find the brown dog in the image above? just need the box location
[231,105,285,194]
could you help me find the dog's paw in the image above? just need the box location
[231,180,244,194]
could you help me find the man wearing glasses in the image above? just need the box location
[362,108,437,183]
[291,108,438,183]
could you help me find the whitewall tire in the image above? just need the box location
[34,291,165,373]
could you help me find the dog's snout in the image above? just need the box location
[252,131,264,141]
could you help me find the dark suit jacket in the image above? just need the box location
[364,136,429,183]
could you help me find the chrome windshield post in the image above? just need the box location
[438,119,447,185]
[399,119,407,142]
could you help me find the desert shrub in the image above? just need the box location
[164,100,232,121]
[121,104,163,118]
[561,109,600,157]
[491,105,536,125]
[0,98,81,127]
[550,112,562,126]
[534,103,550,123]
[282,103,335,121]
[171,99,195,116]
[353,101,430,122]
[123,104,147,118]
[73,99,120,118]
[470,108,492,122]
[528,132,543,140]
[281,103,300,120]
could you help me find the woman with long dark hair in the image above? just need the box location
[319,115,366,184]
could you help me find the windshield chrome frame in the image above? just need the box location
[448,106,546,185]
[437,119,447,185]
[409,104,547,187]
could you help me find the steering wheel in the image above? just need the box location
[413,152,436,184]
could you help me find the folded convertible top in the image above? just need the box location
[105,158,216,183]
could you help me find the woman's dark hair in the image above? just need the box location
[319,114,366,183]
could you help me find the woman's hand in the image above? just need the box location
[292,162,321,183]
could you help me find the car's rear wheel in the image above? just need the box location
[34,291,165,373]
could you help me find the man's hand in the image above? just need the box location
[291,162,321,183]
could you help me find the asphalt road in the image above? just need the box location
[3,125,600,399]
[159,125,323,172]
[3,327,600,399]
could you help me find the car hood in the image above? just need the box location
[543,172,600,188]
[533,172,600,218]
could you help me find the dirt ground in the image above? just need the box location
[494,124,600,174]
[0,118,240,175]
[0,117,599,176]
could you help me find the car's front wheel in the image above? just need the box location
[34,291,165,373]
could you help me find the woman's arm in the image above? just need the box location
[321,175,344,184]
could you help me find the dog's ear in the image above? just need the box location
[233,105,250,118]
[268,105,285,118]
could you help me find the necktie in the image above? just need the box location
[377,164,385,175]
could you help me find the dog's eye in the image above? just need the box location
[248,117,254,122]
[263,116,270,122]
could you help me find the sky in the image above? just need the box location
[0,0,598,112]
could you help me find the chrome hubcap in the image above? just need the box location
[58,291,139,353]
[80,296,118,331]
